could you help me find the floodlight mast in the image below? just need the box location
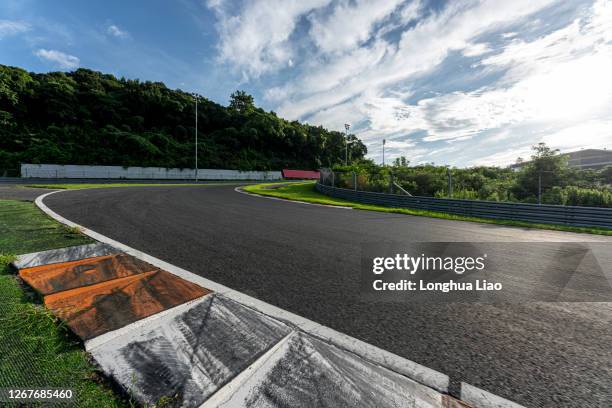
[193,93,198,182]
[344,123,351,166]
[382,139,386,166]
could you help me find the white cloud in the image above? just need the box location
[207,0,331,78]
[417,0,612,143]
[462,42,491,57]
[399,0,421,21]
[274,0,557,121]
[34,49,80,69]
[472,146,533,166]
[0,19,30,39]
[501,31,518,38]
[306,97,364,133]
[209,0,612,166]
[107,24,129,38]
[470,120,612,167]
[308,0,406,54]
[542,121,612,152]
[385,139,416,149]
[374,0,422,39]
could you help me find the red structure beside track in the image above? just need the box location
[282,169,320,179]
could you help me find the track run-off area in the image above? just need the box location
[44,184,612,408]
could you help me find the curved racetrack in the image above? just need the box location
[45,185,612,408]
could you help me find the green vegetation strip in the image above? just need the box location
[243,182,612,236]
[0,200,91,253]
[0,200,127,407]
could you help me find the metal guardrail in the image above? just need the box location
[316,183,612,229]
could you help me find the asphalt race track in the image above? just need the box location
[45,185,612,408]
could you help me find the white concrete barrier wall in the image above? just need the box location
[21,164,282,180]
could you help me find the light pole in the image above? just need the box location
[537,169,554,205]
[344,123,351,166]
[193,93,198,182]
[382,139,386,166]
[538,171,541,205]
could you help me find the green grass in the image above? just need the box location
[0,200,128,407]
[243,182,612,236]
[0,200,92,253]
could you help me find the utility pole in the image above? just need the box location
[538,171,542,205]
[382,139,386,166]
[344,123,351,166]
[193,94,199,182]
[448,168,453,198]
[537,169,554,205]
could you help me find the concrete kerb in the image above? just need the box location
[201,329,446,408]
[200,331,297,408]
[89,293,295,406]
[34,189,530,406]
[12,242,119,269]
[461,383,526,408]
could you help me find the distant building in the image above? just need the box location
[510,148,612,171]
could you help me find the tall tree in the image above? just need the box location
[512,143,568,199]
[229,90,254,114]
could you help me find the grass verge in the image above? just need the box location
[0,200,92,253]
[243,182,612,236]
[0,199,128,407]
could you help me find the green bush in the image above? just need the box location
[540,186,612,207]
[564,186,612,207]
[435,189,479,200]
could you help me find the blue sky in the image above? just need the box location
[1,0,611,167]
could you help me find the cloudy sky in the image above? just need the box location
[1,0,611,167]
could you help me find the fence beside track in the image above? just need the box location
[316,183,612,229]
[21,164,281,180]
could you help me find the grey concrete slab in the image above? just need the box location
[13,243,120,269]
[207,331,444,408]
[90,294,292,407]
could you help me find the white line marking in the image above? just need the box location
[36,189,448,392]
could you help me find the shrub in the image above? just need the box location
[564,186,612,207]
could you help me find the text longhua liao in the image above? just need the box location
[371,253,502,292]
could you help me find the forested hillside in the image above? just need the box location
[0,64,366,173]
